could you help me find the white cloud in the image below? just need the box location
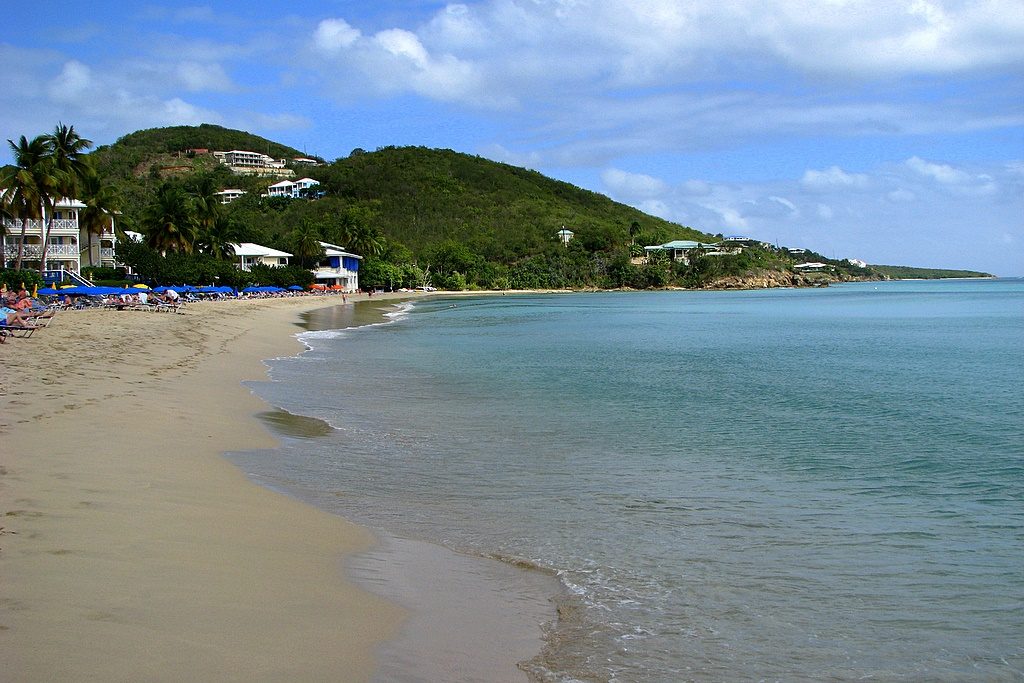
[905,155,972,184]
[887,188,917,202]
[601,168,668,199]
[576,156,1022,273]
[175,61,232,92]
[375,29,431,68]
[314,18,361,54]
[48,60,92,102]
[801,166,870,191]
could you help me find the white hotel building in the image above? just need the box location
[1,195,117,275]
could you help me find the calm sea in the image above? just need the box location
[235,279,1024,682]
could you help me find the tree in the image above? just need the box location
[143,183,198,254]
[39,123,93,274]
[1,135,57,271]
[188,174,221,236]
[629,220,642,245]
[287,220,326,268]
[78,170,121,266]
[195,213,240,261]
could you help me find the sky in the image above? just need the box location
[3,0,1022,274]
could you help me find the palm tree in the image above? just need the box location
[188,174,221,235]
[346,223,384,257]
[143,183,198,255]
[78,170,121,266]
[1,135,57,271]
[287,220,326,268]
[46,123,93,191]
[196,213,240,261]
[39,123,92,274]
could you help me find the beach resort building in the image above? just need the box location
[313,241,361,292]
[214,189,246,204]
[1,194,117,276]
[644,240,723,264]
[230,242,292,271]
[291,157,322,167]
[265,178,321,199]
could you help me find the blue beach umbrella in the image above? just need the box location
[287,285,304,291]
[38,287,60,295]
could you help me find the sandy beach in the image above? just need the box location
[0,293,413,681]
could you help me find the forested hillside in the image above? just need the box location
[33,124,877,290]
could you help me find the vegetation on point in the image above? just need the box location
[869,265,992,279]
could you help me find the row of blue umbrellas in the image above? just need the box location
[38,284,308,297]
[241,285,304,293]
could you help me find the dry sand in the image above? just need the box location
[0,294,413,681]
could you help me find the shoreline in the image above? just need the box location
[246,296,561,682]
[0,294,412,681]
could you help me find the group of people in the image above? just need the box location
[0,288,55,341]
[97,290,179,311]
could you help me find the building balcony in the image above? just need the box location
[46,244,79,257]
[1,218,79,235]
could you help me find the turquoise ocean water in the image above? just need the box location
[235,279,1023,681]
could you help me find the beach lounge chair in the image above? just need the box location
[0,323,38,338]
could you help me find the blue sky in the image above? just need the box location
[3,1,1022,274]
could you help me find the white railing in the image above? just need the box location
[315,267,357,276]
[46,244,79,256]
[100,248,115,259]
[0,218,78,233]
[4,245,43,259]
[49,218,79,232]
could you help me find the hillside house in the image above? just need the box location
[265,178,321,199]
[644,240,722,264]
[214,189,246,204]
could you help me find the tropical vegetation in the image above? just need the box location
[4,123,982,290]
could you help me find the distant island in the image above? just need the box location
[2,123,993,291]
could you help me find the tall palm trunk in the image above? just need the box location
[37,203,51,276]
[15,218,29,271]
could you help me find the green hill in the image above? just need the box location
[310,146,708,254]
[87,127,712,259]
[94,123,307,163]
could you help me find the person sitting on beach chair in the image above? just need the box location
[1,305,43,330]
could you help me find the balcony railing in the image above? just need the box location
[4,244,43,259]
[46,244,79,256]
[0,218,79,234]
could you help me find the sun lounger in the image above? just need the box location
[0,323,38,338]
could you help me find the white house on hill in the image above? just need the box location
[265,177,321,199]
[214,189,246,204]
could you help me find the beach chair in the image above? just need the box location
[0,323,38,338]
